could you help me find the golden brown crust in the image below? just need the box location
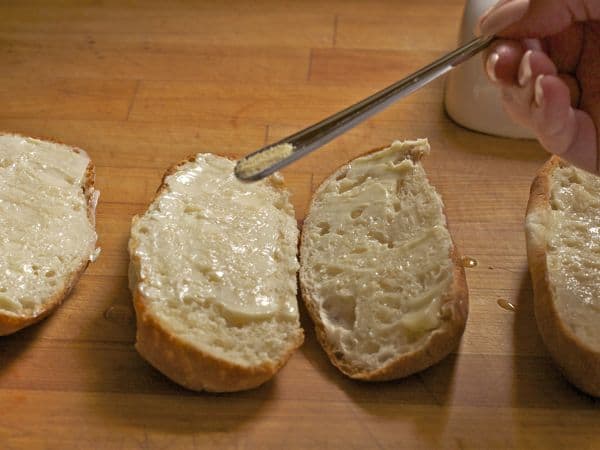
[0,133,97,336]
[299,143,469,380]
[133,289,303,392]
[525,156,600,397]
[128,154,303,392]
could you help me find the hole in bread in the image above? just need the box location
[338,174,368,194]
[378,278,397,293]
[317,222,330,236]
[139,226,149,235]
[183,205,200,214]
[375,309,395,325]
[341,334,358,350]
[325,266,343,276]
[393,202,401,212]
[364,341,380,354]
[380,295,403,309]
[335,168,348,181]
[208,271,224,282]
[393,154,411,164]
[368,230,392,248]
[333,350,345,360]
[45,270,56,278]
[0,158,11,168]
[0,295,18,312]
[272,249,283,262]
[20,297,36,309]
[351,247,367,254]
[439,304,452,320]
[211,338,234,351]
[350,207,365,219]
[273,198,287,211]
[0,287,6,293]
[567,172,582,184]
[196,264,224,282]
[322,296,356,330]
[377,352,394,364]
[396,178,406,195]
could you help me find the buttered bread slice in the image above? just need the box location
[300,140,468,380]
[0,134,99,335]
[526,157,600,397]
[128,154,303,392]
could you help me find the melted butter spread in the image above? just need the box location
[302,140,453,365]
[543,166,600,350]
[0,134,97,316]
[131,154,299,321]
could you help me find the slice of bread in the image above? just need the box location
[0,133,99,336]
[299,140,468,380]
[526,157,600,397]
[128,154,303,392]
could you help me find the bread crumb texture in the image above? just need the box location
[130,154,302,367]
[541,166,600,351]
[236,143,294,178]
[0,134,96,317]
[301,140,454,371]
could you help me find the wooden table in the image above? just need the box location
[1,1,598,449]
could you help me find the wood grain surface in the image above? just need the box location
[1,1,598,449]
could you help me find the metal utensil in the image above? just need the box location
[235,35,494,181]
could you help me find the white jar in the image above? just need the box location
[444,0,534,138]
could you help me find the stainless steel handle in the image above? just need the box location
[235,35,495,181]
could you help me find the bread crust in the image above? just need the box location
[299,143,469,381]
[0,133,97,336]
[525,156,600,397]
[128,155,303,392]
[132,289,303,392]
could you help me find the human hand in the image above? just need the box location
[478,0,600,173]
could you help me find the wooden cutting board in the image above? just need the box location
[0,1,598,449]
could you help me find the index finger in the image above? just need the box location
[479,0,600,38]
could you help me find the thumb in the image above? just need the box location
[479,0,600,38]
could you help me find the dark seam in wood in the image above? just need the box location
[126,80,141,120]
[333,14,339,47]
[306,48,314,82]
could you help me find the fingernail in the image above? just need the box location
[518,50,532,86]
[534,74,544,107]
[522,38,543,51]
[479,0,530,36]
[486,52,500,82]
[476,0,513,34]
